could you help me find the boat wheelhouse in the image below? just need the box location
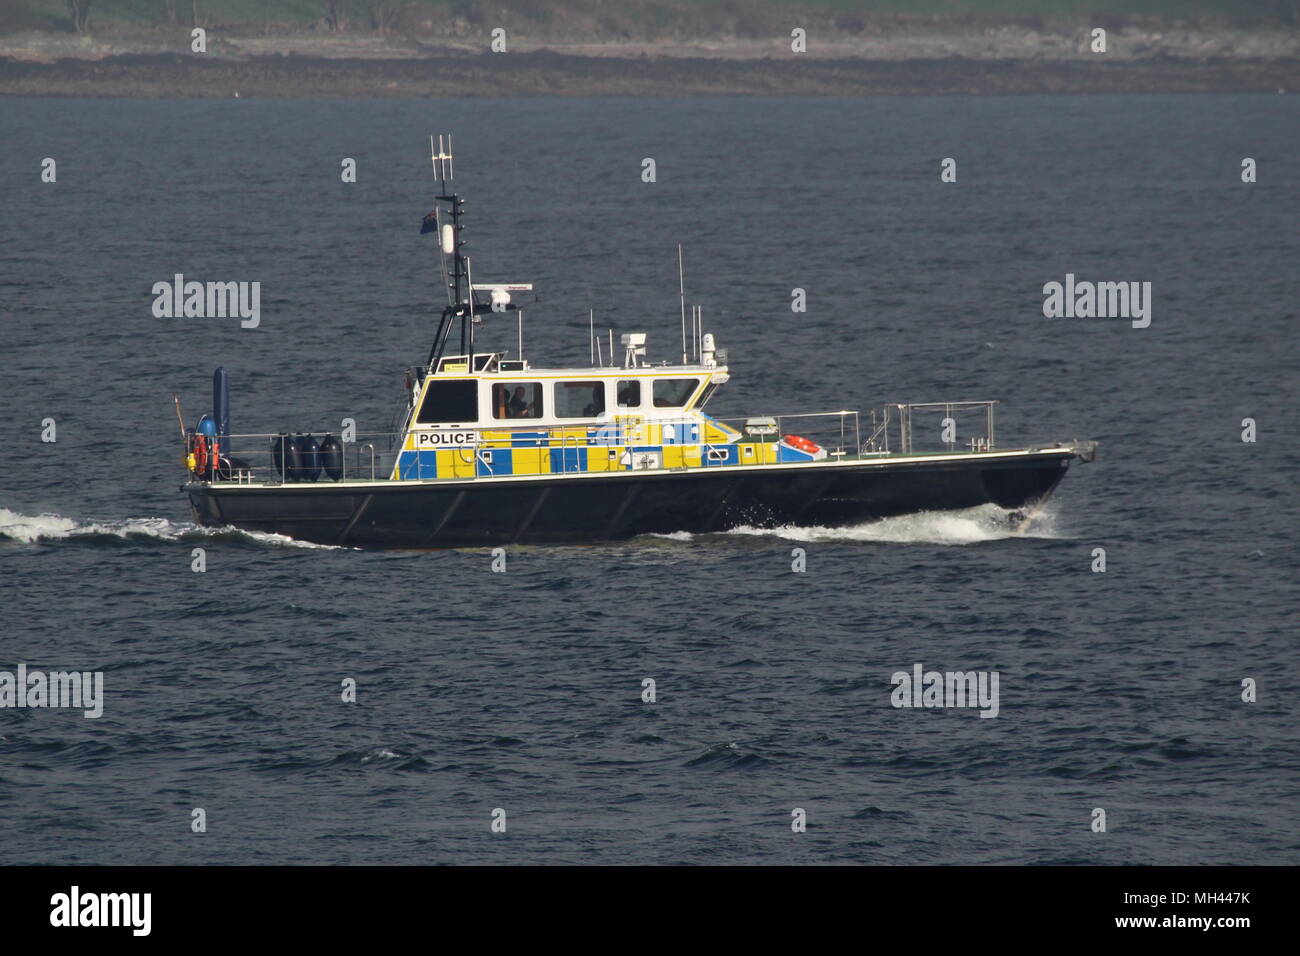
[393,345,830,482]
[178,136,1096,548]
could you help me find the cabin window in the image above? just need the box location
[696,382,719,409]
[492,382,544,420]
[555,380,605,418]
[617,380,641,408]
[417,379,477,424]
[652,378,700,408]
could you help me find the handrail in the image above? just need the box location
[198,401,1002,485]
[886,401,998,455]
[208,431,402,485]
[712,409,862,458]
[864,406,892,454]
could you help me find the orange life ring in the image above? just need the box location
[783,434,821,455]
[192,435,210,476]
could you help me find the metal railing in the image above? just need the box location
[864,406,893,454]
[713,403,995,458]
[188,402,1001,485]
[886,401,998,455]
[712,410,862,459]
[194,431,404,485]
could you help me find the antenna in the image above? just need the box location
[678,244,687,365]
[589,309,595,366]
[431,134,453,187]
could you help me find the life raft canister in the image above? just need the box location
[783,434,822,455]
[270,433,288,479]
[319,434,344,481]
[296,434,322,483]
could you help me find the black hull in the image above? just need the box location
[185,450,1079,548]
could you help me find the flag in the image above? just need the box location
[420,210,438,234]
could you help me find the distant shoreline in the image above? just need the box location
[2,50,1297,97]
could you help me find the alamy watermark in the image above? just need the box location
[0,664,103,718]
[50,886,150,936]
[891,663,999,718]
[1042,273,1151,328]
[152,274,260,328]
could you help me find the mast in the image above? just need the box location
[422,134,531,370]
[426,134,465,369]
[678,244,687,365]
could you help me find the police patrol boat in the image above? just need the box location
[179,136,1097,548]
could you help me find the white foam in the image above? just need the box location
[0,506,339,549]
[0,508,79,543]
[685,503,1060,546]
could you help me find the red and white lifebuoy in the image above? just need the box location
[783,434,821,455]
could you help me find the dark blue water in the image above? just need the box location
[1,96,1297,864]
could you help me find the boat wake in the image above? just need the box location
[654,504,1061,546]
[3,503,1058,551]
[0,507,339,550]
